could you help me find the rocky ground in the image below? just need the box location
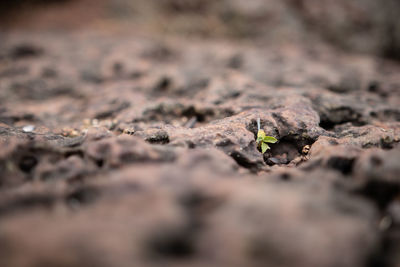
[1,1,400,267]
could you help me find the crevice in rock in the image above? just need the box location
[370,109,400,122]
[10,43,44,59]
[0,194,55,217]
[229,150,261,171]
[94,158,104,168]
[326,156,355,175]
[138,103,235,126]
[145,188,219,260]
[64,149,84,159]
[94,100,130,120]
[66,186,99,207]
[18,155,38,173]
[367,234,391,267]
[146,227,196,259]
[319,107,367,131]
[354,180,400,210]
[380,138,399,150]
[264,140,299,165]
[0,143,66,187]
[263,134,316,166]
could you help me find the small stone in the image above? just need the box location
[267,157,281,166]
[22,125,35,133]
[184,117,197,128]
[83,118,91,126]
[61,128,80,137]
[123,128,135,135]
[302,145,310,155]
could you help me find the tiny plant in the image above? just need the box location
[256,118,277,153]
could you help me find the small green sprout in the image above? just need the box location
[256,118,277,154]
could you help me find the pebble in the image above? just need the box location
[22,125,35,133]
[123,128,135,135]
[267,157,281,166]
[302,145,310,155]
[184,117,197,128]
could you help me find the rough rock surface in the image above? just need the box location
[1,5,400,266]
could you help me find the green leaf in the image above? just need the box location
[261,142,270,153]
[257,130,266,139]
[263,136,278,143]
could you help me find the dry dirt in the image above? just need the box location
[0,1,400,267]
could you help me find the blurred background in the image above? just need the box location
[1,0,400,61]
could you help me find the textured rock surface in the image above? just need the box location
[1,3,400,265]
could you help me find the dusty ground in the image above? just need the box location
[1,1,400,267]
